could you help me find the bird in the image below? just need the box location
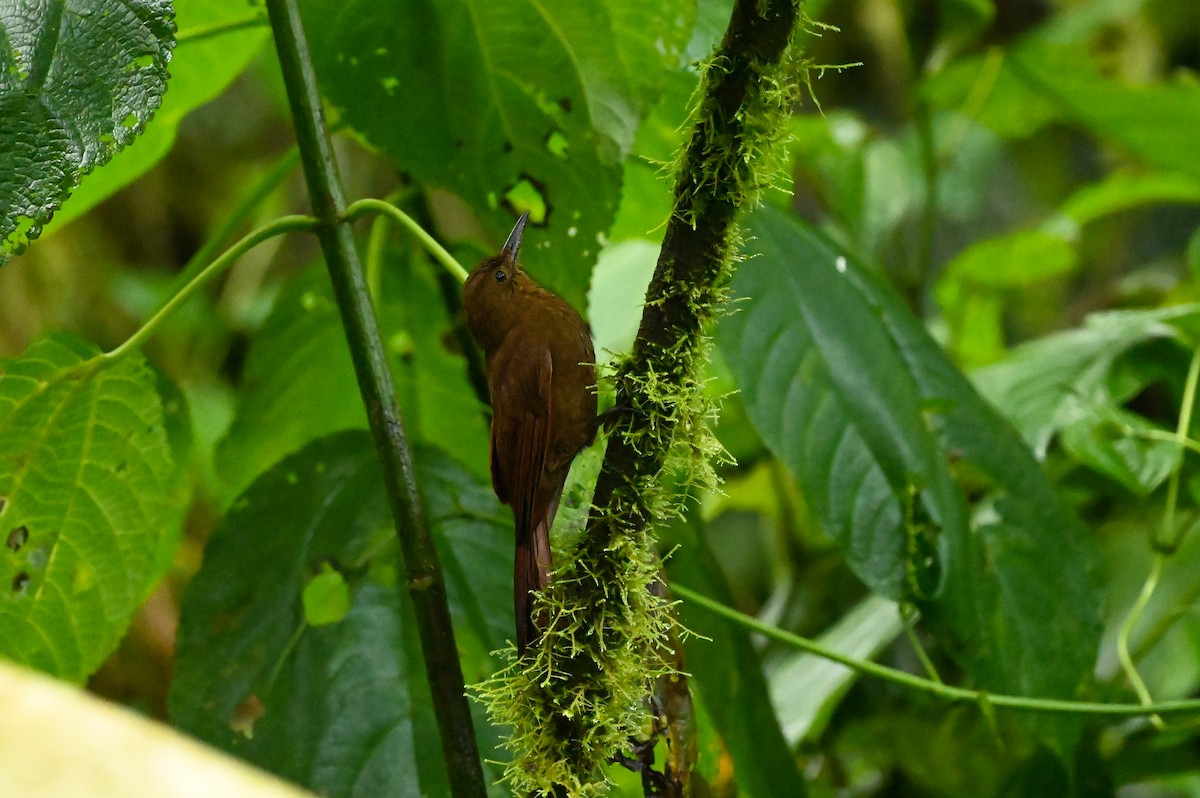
[462,213,597,654]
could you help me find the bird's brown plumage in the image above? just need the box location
[462,214,596,654]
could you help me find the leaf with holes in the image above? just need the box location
[0,0,176,262]
[296,0,688,312]
[716,207,1101,745]
[171,431,512,796]
[0,334,176,682]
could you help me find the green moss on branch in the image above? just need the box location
[477,1,809,794]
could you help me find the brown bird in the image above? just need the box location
[463,213,597,654]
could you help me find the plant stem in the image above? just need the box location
[672,584,1200,718]
[1112,347,1200,729]
[103,215,317,362]
[1116,553,1166,727]
[1156,347,1200,552]
[343,198,469,283]
[264,2,485,795]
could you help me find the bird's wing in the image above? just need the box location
[487,341,553,532]
[487,340,555,651]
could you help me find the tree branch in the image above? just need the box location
[592,0,800,528]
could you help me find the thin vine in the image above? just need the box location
[673,584,1200,719]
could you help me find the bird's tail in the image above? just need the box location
[514,500,556,655]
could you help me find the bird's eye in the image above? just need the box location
[494,269,508,284]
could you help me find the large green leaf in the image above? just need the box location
[0,334,176,681]
[716,206,1101,716]
[42,0,272,236]
[764,594,902,745]
[216,266,368,498]
[0,0,175,261]
[172,431,511,797]
[295,0,688,312]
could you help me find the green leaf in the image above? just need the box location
[1057,171,1200,227]
[936,230,1078,366]
[609,66,694,243]
[0,334,176,681]
[1008,43,1200,182]
[607,0,694,105]
[171,431,511,796]
[716,206,1101,720]
[296,0,670,312]
[1059,404,1180,496]
[939,230,1078,292]
[0,0,176,261]
[663,518,808,798]
[42,0,272,237]
[588,239,658,359]
[971,306,1200,459]
[216,266,367,499]
[922,49,1061,139]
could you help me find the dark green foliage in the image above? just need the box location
[718,208,1102,723]
[171,431,511,797]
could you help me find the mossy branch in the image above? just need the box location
[476,1,806,795]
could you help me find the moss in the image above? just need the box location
[474,2,813,793]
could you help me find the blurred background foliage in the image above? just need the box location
[5,0,1200,795]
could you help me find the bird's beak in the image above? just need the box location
[502,212,529,261]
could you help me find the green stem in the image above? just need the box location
[103,215,317,362]
[672,584,1200,718]
[264,2,485,796]
[1126,428,1200,458]
[343,198,469,283]
[364,210,389,309]
[1116,553,1166,727]
[1111,348,1200,728]
[1156,348,1200,553]
[900,604,942,684]
[1133,570,1200,661]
